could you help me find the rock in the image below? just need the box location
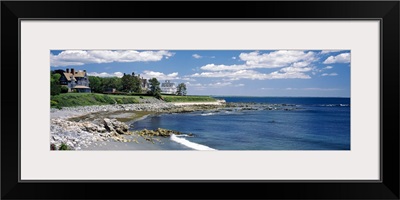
[103,118,114,132]
[137,128,181,137]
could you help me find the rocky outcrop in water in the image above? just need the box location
[137,128,183,137]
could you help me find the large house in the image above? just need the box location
[160,80,177,94]
[140,77,150,92]
[59,68,91,93]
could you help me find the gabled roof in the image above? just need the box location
[73,85,90,89]
[63,71,86,81]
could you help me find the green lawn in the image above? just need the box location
[162,95,216,102]
[51,93,217,108]
[51,93,151,107]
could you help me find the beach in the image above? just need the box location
[50,101,225,150]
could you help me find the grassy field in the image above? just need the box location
[51,93,153,107]
[162,95,216,102]
[51,93,217,108]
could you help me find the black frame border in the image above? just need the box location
[2,1,399,199]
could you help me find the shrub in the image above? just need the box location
[116,99,123,104]
[59,143,69,150]
[60,86,69,93]
[94,95,105,102]
[50,83,61,96]
[50,144,57,150]
[50,100,58,107]
[102,95,115,104]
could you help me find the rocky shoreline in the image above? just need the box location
[50,102,224,150]
[50,101,303,150]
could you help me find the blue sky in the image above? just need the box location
[50,50,350,97]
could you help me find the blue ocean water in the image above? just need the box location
[131,97,350,150]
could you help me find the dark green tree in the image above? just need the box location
[50,72,61,96]
[132,75,142,93]
[121,74,135,92]
[121,73,142,93]
[149,78,162,99]
[102,77,122,91]
[176,83,187,96]
[89,76,102,93]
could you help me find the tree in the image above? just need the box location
[121,73,142,93]
[176,83,187,96]
[50,72,61,96]
[121,74,135,92]
[89,76,102,93]
[102,77,122,92]
[132,75,142,93]
[149,78,162,99]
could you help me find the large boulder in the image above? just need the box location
[103,118,129,134]
[138,128,181,137]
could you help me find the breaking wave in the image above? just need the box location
[170,134,216,150]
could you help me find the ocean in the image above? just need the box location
[130,97,350,150]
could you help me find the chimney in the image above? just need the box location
[71,68,75,74]
[83,70,86,73]
[66,68,69,73]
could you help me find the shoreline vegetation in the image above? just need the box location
[51,93,217,108]
[50,93,226,150]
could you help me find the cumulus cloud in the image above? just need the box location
[185,81,244,89]
[192,54,202,59]
[323,53,350,64]
[320,50,344,54]
[140,70,179,80]
[87,72,124,78]
[191,69,310,80]
[239,50,317,68]
[50,50,174,67]
[192,50,318,80]
[285,87,341,91]
[321,73,338,76]
[279,66,313,73]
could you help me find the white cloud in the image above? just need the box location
[239,50,317,68]
[232,56,236,59]
[186,81,244,88]
[324,66,333,69]
[193,50,318,80]
[208,82,232,87]
[285,87,341,91]
[192,54,202,59]
[320,50,343,54]
[200,64,247,71]
[50,50,174,67]
[323,53,350,64]
[182,77,196,81]
[87,71,124,78]
[140,70,179,80]
[280,66,313,73]
[191,69,310,80]
[321,73,338,76]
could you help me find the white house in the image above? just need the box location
[160,80,177,94]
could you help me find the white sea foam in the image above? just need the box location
[170,134,216,150]
[200,112,215,116]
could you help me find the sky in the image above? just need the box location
[50,50,350,97]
